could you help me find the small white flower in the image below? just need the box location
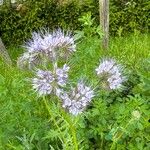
[132,110,141,120]
[85,91,94,100]
[55,88,63,97]
[63,64,70,72]
[62,98,72,108]
[69,105,80,116]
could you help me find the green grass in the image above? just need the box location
[0,33,149,149]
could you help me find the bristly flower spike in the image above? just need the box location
[57,81,94,116]
[24,32,44,53]
[95,58,126,90]
[18,29,76,69]
[32,64,70,96]
[32,70,54,96]
[49,29,76,59]
[51,29,76,52]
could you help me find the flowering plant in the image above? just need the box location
[17,28,128,150]
[18,28,126,116]
[2,28,148,150]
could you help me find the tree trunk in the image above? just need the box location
[99,0,109,50]
[0,38,12,66]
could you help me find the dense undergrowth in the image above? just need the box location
[0,32,149,149]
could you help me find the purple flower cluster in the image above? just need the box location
[50,29,76,52]
[19,28,128,116]
[56,64,70,86]
[18,29,76,68]
[32,64,70,96]
[57,81,94,115]
[32,70,54,96]
[26,29,76,54]
[96,59,125,90]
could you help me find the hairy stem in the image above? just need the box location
[43,97,78,150]
[43,97,64,144]
[52,48,58,72]
[110,119,134,150]
[61,110,79,150]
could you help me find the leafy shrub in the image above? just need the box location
[0,0,81,46]
[78,95,150,150]
[109,0,150,36]
[0,0,149,46]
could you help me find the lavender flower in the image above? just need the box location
[18,29,76,69]
[40,29,76,59]
[96,58,125,90]
[51,29,76,53]
[24,32,44,53]
[56,64,70,86]
[58,81,94,115]
[32,70,54,96]
[32,64,70,96]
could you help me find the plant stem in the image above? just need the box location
[110,119,134,150]
[70,123,78,150]
[61,110,79,150]
[43,97,64,144]
[100,134,104,149]
[43,97,78,150]
[52,48,58,73]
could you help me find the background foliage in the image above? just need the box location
[0,0,149,46]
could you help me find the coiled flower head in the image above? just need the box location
[56,64,70,86]
[32,64,70,96]
[25,32,44,53]
[17,52,42,69]
[51,29,76,52]
[96,58,125,90]
[18,29,76,69]
[57,81,94,115]
[32,70,54,96]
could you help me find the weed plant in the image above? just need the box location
[0,20,149,149]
